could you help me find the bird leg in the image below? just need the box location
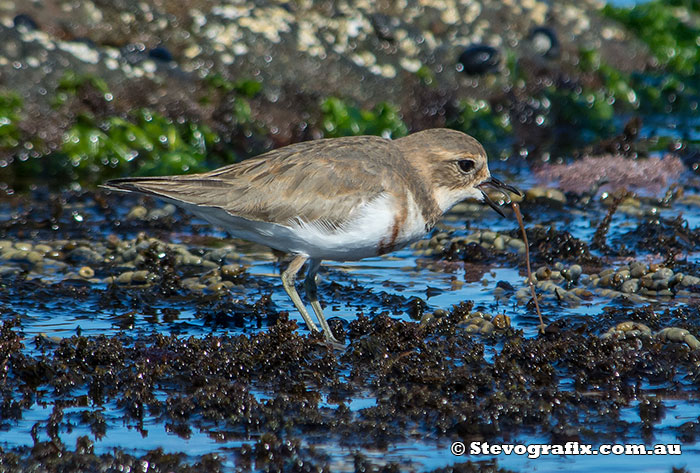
[304,258,339,343]
[281,255,319,333]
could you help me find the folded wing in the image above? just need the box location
[103,136,405,230]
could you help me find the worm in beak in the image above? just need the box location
[477,177,523,217]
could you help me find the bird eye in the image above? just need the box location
[458,159,475,173]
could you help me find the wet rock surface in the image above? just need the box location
[0,0,644,108]
[0,184,698,471]
[1,0,700,470]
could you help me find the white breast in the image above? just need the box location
[174,192,429,261]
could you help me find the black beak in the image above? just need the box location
[477,177,523,217]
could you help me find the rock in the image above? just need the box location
[562,264,582,282]
[629,262,647,278]
[68,247,103,265]
[528,26,560,58]
[34,244,52,254]
[148,46,174,62]
[492,313,510,329]
[13,14,38,30]
[536,266,551,280]
[26,251,43,264]
[493,236,506,251]
[126,206,148,220]
[621,279,639,293]
[221,264,245,280]
[682,275,700,287]
[457,44,500,75]
[652,268,673,280]
[525,187,567,205]
[131,270,150,283]
[670,273,684,286]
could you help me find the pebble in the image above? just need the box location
[68,247,103,265]
[621,279,639,293]
[562,264,582,282]
[0,267,21,277]
[601,321,652,340]
[206,248,231,262]
[179,253,203,265]
[670,273,684,286]
[117,271,134,284]
[681,275,700,287]
[221,264,244,280]
[457,44,500,75]
[529,26,560,58]
[599,274,613,287]
[13,13,38,30]
[493,236,505,251]
[652,279,668,290]
[34,244,52,254]
[536,266,551,280]
[492,313,510,329]
[563,291,582,304]
[131,270,150,283]
[525,187,566,204]
[79,266,95,278]
[208,281,234,292]
[598,289,619,298]
[460,317,495,335]
[652,268,673,280]
[630,262,646,278]
[27,251,43,264]
[515,288,531,301]
[480,231,497,243]
[507,238,526,252]
[571,288,594,299]
[657,327,700,350]
[127,206,148,219]
[433,309,449,318]
[640,276,653,289]
[182,277,207,292]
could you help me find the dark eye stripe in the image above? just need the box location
[458,159,475,173]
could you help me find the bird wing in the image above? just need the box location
[104,136,407,230]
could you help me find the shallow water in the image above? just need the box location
[2,168,699,471]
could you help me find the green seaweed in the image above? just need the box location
[447,99,511,156]
[53,70,112,107]
[579,48,639,109]
[320,97,408,138]
[0,92,22,150]
[59,109,221,180]
[602,0,700,112]
[203,74,262,98]
[603,0,700,76]
[542,86,616,144]
[202,74,261,126]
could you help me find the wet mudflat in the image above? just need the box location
[1,173,699,472]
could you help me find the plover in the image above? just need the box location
[104,128,520,343]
